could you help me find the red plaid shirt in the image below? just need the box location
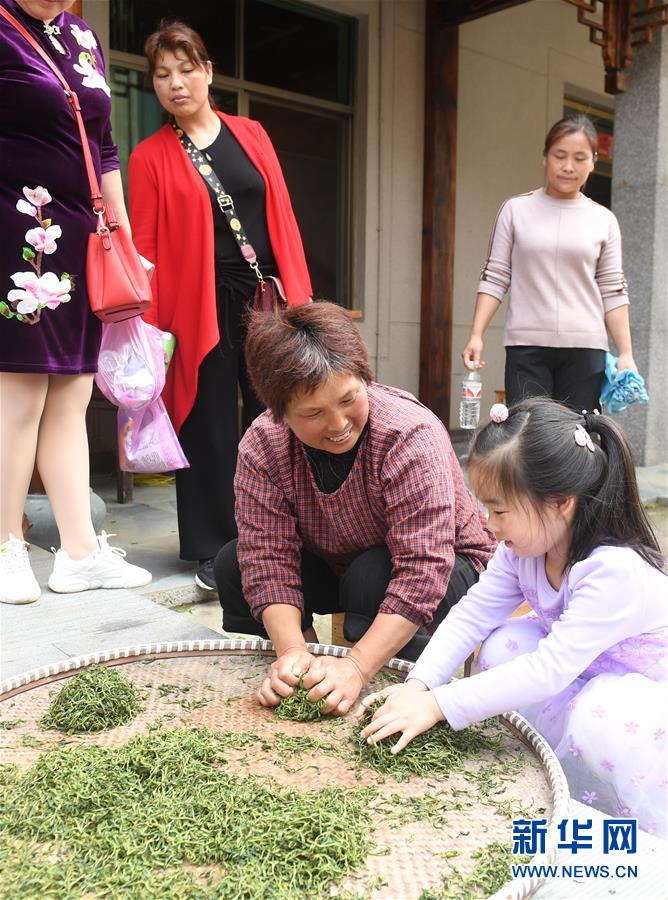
[235,383,496,626]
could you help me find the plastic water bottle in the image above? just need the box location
[459,370,482,430]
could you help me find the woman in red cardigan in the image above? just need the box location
[129,21,311,590]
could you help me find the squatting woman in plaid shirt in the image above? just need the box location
[214,302,496,716]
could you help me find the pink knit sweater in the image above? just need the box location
[478,188,629,350]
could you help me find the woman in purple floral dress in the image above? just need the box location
[0,0,150,602]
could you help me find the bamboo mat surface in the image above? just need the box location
[0,647,563,899]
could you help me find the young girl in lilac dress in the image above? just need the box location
[360,398,667,836]
[0,0,150,603]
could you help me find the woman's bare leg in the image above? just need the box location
[0,372,48,543]
[36,374,98,559]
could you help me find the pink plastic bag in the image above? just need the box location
[117,398,189,474]
[95,317,166,409]
[95,318,188,473]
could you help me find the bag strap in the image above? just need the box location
[0,4,105,216]
[171,123,266,288]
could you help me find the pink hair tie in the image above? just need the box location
[574,423,595,453]
[490,403,509,423]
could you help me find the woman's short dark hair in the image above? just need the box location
[244,301,374,420]
[144,19,211,82]
[543,113,598,160]
[468,398,665,573]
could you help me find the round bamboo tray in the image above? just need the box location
[0,639,570,899]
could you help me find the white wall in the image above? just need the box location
[82,0,109,56]
[314,0,426,392]
[453,0,611,424]
[371,1,425,391]
[312,0,424,393]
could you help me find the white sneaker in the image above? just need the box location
[0,534,41,604]
[47,531,152,593]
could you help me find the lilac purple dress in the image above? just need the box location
[408,543,668,836]
[0,0,119,374]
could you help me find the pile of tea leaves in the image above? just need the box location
[274,676,325,722]
[38,664,141,733]
[0,727,373,899]
[354,703,501,781]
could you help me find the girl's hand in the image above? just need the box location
[615,352,638,375]
[301,655,367,716]
[462,335,485,371]
[257,648,314,708]
[353,678,427,718]
[358,682,444,754]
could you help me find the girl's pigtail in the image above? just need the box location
[581,412,664,572]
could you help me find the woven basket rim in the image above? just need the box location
[0,638,570,900]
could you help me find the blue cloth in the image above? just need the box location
[599,352,649,414]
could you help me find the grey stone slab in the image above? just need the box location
[636,464,668,506]
[612,28,668,466]
[1,580,220,681]
[0,643,72,683]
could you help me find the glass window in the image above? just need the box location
[564,96,613,209]
[110,66,237,191]
[110,0,238,76]
[244,0,353,104]
[250,99,349,304]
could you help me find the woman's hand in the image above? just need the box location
[300,655,368,717]
[357,680,444,754]
[462,335,485,371]
[615,352,638,375]
[257,648,314,708]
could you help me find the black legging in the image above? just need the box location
[175,285,263,561]
[505,345,606,412]
[214,542,479,662]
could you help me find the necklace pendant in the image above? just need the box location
[44,23,65,54]
[48,33,66,54]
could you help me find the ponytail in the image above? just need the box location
[468,399,666,574]
[578,412,664,572]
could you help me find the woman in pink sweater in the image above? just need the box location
[462,114,637,412]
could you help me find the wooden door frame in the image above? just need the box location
[419,0,527,427]
[418,1,458,427]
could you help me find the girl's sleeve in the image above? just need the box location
[477,199,514,300]
[433,549,655,730]
[596,213,630,312]
[407,543,524,687]
[128,149,160,328]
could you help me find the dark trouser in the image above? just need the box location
[214,542,479,662]
[175,287,263,561]
[505,346,606,413]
